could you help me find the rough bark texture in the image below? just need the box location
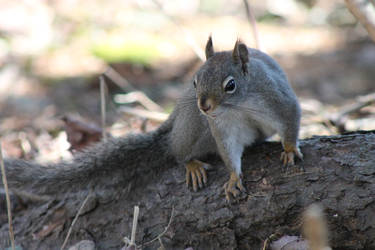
[1,131,375,249]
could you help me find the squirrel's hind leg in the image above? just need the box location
[185,160,208,192]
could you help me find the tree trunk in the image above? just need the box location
[1,131,375,249]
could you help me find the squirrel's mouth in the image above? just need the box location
[198,107,217,119]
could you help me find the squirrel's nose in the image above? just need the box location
[201,104,211,112]
[199,97,213,113]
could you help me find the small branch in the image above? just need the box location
[242,0,262,50]
[158,237,165,250]
[345,0,375,42]
[103,67,163,112]
[100,76,107,141]
[330,92,375,133]
[0,141,16,250]
[140,206,175,248]
[104,66,136,92]
[123,206,140,248]
[60,192,91,250]
[114,92,164,112]
[119,106,168,122]
[262,233,276,250]
[335,92,375,119]
[131,206,140,246]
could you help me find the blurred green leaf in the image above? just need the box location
[91,39,161,65]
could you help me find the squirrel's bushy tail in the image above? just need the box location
[3,120,174,197]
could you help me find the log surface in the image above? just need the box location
[0,131,375,249]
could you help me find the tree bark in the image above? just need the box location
[1,131,375,249]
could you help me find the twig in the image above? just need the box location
[0,141,16,250]
[148,0,205,61]
[140,206,175,248]
[60,192,91,250]
[114,92,164,112]
[242,0,261,50]
[335,92,375,119]
[131,206,140,246]
[158,237,165,250]
[104,66,136,92]
[330,92,375,133]
[123,206,140,248]
[262,233,276,250]
[345,0,375,42]
[100,76,107,140]
[104,66,164,112]
[119,106,168,122]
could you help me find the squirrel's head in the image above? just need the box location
[194,36,250,118]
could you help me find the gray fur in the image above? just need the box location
[2,40,300,196]
[169,86,217,162]
[3,120,174,198]
[195,45,300,146]
[205,35,214,59]
[173,40,301,177]
[232,40,249,74]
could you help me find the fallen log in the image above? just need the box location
[0,131,374,249]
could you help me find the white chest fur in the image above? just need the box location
[214,110,258,147]
[210,110,258,175]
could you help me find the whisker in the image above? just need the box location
[177,102,197,108]
[177,98,197,106]
[179,95,197,99]
[175,100,265,119]
[178,98,197,103]
[176,101,198,110]
[222,103,261,114]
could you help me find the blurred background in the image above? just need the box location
[1,0,375,162]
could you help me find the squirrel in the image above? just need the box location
[2,36,302,202]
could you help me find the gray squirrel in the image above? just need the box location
[3,36,302,201]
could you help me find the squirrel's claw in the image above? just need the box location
[185,160,208,192]
[280,151,296,166]
[280,145,304,171]
[223,172,246,202]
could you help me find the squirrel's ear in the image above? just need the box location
[233,40,249,74]
[205,35,214,60]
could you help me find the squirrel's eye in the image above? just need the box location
[193,80,197,88]
[224,78,236,94]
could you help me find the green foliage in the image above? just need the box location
[91,40,161,65]
[164,103,175,114]
[257,12,285,23]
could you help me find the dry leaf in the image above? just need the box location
[62,115,108,152]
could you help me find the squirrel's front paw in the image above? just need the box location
[223,172,246,202]
[185,160,208,192]
[280,144,303,170]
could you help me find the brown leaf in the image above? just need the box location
[62,115,109,152]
